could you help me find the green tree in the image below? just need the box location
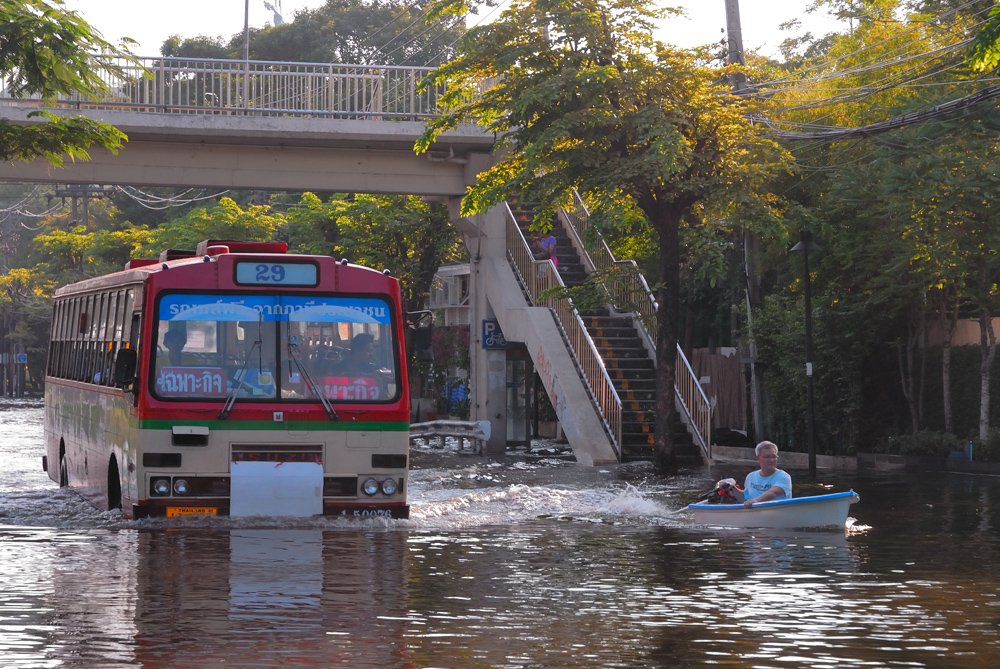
[285,193,463,313]
[283,192,342,257]
[0,0,136,165]
[251,0,464,66]
[160,35,230,59]
[419,0,787,470]
[894,114,1000,441]
[749,0,997,449]
[162,1,465,67]
[137,197,284,254]
[0,266,55,391]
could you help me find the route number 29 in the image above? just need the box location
[235,261,317,286]
[255,264,286,283]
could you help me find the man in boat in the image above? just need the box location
[737,441,791,507]
[714,441,792,507]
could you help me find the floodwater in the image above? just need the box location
[2,399,1000,667]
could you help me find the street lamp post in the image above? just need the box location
[790,230,822,478]
[243,0,250,112]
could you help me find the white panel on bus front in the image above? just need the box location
[345,431,382,449]
[230,461,323,517]
[172,426,210,435]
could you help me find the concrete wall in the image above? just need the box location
[711,445,858,471]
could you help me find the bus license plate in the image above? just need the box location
[166,507,217,517]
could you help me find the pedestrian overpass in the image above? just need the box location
[0,56,712,466]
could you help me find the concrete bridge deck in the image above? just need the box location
[0,105,494,196]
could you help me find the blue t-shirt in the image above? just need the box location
[540,235,556,256]
[743,469,792,502]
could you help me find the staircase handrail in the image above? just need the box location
[503,204,622,455]
[562,192,712,458]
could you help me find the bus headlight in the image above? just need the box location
[362,478,379,496]
[380,478,397,495]
[173,478,189,495]
[152,478,171,496]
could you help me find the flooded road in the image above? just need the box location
[2,398,1000,667]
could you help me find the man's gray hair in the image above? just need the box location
[755,440,779,456]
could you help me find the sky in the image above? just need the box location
[62,0,845,60]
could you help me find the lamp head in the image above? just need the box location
[790,229,822,254]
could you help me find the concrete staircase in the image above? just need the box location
[508,201,704,466]
[581,309,700,465]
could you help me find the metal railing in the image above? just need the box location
[1,56,446,120]
[562,192,712,458]
[504,204,622,456]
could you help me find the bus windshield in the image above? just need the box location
[152,293,398,403]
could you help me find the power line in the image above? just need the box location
[754,0,988,90]
[114,186,231,210]
[421,1,509,67]
[761,80,1000,140]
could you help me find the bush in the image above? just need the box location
[876,431,964,458]
[972,428,1000,462]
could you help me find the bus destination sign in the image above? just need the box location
[235,262,318,286]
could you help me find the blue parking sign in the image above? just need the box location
[482,320,507,349]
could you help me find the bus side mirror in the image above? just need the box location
[114,349,138,386]
[412,326,434,363]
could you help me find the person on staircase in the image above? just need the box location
[534,233,558,270]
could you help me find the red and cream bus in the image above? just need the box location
[42,240,410,519]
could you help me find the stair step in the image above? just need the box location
[617,392,656,404]
[608,369,655,380]
[585,316,636,329]
[583,326,636,338]
[596,348,649,360]
[604,359,654,371]
[590,336,644,347]
[621,402,655,413]
[610,378,656,389]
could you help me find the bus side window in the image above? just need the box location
[121,312,142,402]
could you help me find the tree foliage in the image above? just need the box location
[747,0,1000,450]
[0,0,136,165]
[286,193,464,313]
[420,0,788,470]
[161,0,464,66]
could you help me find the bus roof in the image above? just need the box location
[53,241,396,299]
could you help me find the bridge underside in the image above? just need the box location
[0,106,494,196]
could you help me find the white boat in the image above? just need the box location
[688,491,860,529]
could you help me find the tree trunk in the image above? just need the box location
[896,340,918,434]
[897,301,923,434]
[938,292,958,434]
[918,317,926,428]
[979,308,996,442]
[651,206,682,473]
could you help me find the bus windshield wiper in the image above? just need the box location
[218,339,261,420]
[288,338,339,421]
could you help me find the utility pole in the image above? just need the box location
[243,0,251,112]
[724,0,767,441]
[791,231,823,478]
[52,184,113,230]
[724,0,749,95]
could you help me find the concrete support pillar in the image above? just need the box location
[451,199,508,454]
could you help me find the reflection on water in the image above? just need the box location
[129,530,411,666]
[2,400,1000,666]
